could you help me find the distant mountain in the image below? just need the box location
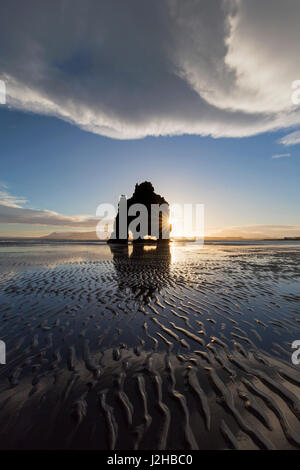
[41,232,247,242]
[41,233,299,242]
[41,231,105,240]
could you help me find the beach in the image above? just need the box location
[0,241,300,450]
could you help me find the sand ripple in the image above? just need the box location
[0,243,299,449]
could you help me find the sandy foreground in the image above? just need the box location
[0,241,299,450]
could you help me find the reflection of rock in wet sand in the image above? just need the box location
[110,243,171,301]
[0,244,300,449]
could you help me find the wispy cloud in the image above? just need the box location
[278,130,300,146]
[0,181,9,189]
[271,153,291,159]
[0,189,97,227]
[0,189,28,208]
[0,204,98,227]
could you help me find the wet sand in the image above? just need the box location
[0,241,300,450]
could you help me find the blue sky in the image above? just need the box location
[1,106,300,237]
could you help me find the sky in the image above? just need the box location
[1,0,300,238]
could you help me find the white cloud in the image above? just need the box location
[271,153,291,159]
[279,130,300,146]
[0,190,28,208]
[0,0,300,140]
[0,203,98,227]
[0,189,97,227]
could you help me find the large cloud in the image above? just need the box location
[1,0,300,139]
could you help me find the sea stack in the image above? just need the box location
[108,181,171,243]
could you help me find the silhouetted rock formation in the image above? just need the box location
[109,181,170,243]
